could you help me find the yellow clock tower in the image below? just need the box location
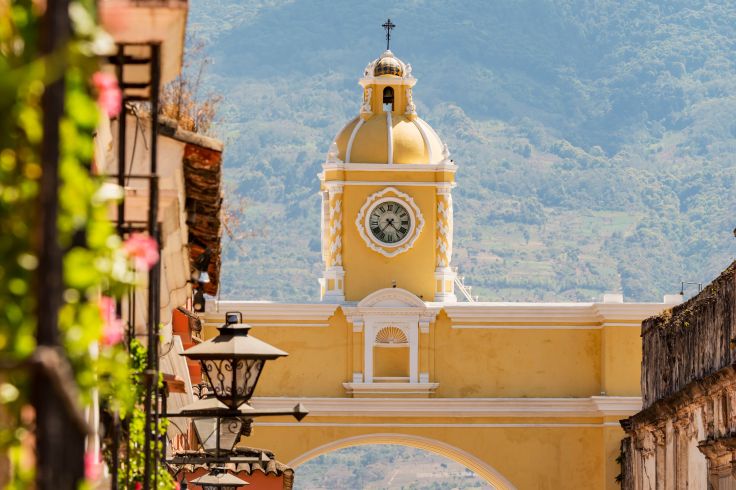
[319,48,457,303]
[202,26,676,488]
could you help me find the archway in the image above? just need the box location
[288,433,517,490]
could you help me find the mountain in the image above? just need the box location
[187,0,736,303]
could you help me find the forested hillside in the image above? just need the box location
[188,0,736,302]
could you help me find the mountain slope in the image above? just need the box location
[188,0,736,302]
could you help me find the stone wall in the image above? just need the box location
[621,261,736,489]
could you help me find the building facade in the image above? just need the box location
[620,263,736,490]
[201,49,681,489]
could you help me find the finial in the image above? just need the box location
[382,18,396,51]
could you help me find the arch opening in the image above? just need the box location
[383,86,394,112]
[289,433,516,490]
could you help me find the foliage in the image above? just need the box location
[187,0,736,303]
[0,0,170,487]
[112,340,175,490]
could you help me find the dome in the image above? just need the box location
[332,114,446,165]
[374,56,403,77]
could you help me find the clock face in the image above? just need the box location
[368,200,412,245]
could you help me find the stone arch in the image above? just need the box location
[287,432,517,490]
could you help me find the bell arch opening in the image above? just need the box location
[383,86,395,112]
[288,433,516,490]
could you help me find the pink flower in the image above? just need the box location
[99,296,124,346]
[123,233,159,272]
[84,451,101,481]
[92,71,122,117]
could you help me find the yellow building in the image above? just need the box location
[203,49,680,489]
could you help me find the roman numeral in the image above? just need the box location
[401,220,409,225]
[372,226,381,235]
[399,227,407,234]
[387,204,393,211]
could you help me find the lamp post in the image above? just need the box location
[190,467,248,489]
[182,312,287,410]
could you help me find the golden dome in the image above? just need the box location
[374,56,403,77]
[333,114,446,165]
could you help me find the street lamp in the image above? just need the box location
[181,397,251,454]
[182,312,287,409]
[190,467,248,489]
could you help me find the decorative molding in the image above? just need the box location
[443,302,669,325]
[405,87,417,118]
[412,119,432,163]
[342,382,439,396]
[325,142,343,164]
[322,162,458,173]
[386,111,393,164]
[205,302,338,322]
[345,118,364,163]
[355,187,424,258]
[375,325,409,344]
[436,192,453,268]
[250,396,642,418]
[356,287,427,309]
[360,87,372,116]
[325,180,457,189]
[451,324,604,330]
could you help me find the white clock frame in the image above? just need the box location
[355,187,424,258]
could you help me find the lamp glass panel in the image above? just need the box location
[201,359,234,406]
[201,358,265,408]
[234,359,264,401]
[192,417,217,453]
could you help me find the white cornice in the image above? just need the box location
[322,162,457,173]
[443,302,669,325]
[342,383,439,396]
[205,301,338,322]
[324,181,456,189]
[250,396,642,418]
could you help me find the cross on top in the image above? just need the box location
[382,18,396,50]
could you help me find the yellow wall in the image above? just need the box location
[204,301,658,489]
[343,184,436,301]
[433,313,602,397]
[374,346,409,378]
[601,325,642,396]
[246,420,608,490]
[244,312,350,398]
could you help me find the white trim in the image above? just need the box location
[250,396,642,418]
[355,187,424,258]
[359,78,416,88]
[205,301,337,322]
[343,382,439,395]
[386,111,393,164]
[345,118,364,163]
[325,181,456,189]
[442,302,668,325]
[413,118,433,164]
[322,162,457,172]
[451,324,604,330]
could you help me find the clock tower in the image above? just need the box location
[319,46,457,303]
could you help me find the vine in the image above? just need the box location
[0,1,174,488]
